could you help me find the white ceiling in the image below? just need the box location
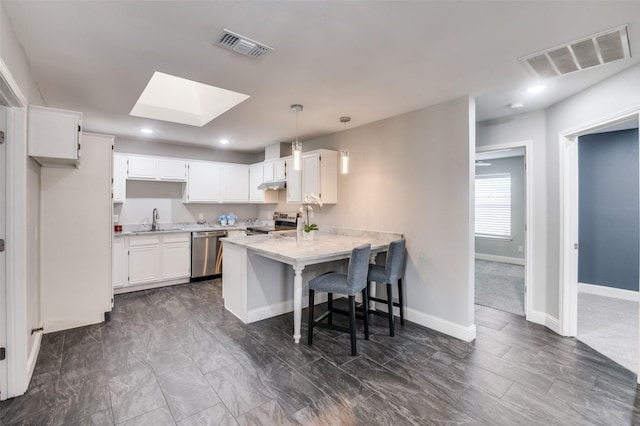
[4,1,640,153]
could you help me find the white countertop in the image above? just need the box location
[114,224,246,237]
[223,232,391,265]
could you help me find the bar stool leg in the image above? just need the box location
[362,287,370,340]
[398,278,405,326]
[387,283,394,337]
[349,295,357,356]
[327,293,333,325]
[308,289,315,345]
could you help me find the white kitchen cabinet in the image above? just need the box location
[263,160,275,182]
[184,161,221,203]
[161,233,191,280]
[112,237,127,288]
[128,235,161,285]
[28,105,82,167]
[249,163,265,202]
[113,154,128,203]
[249,163,279,204]
[221,164,249,202]
[301,150,338,204]
[286,157,302,203]
[274,159,286,181]
[127,156,157,180]
[157,158,187,181]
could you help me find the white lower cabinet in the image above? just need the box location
[128,235,161,285]
[161,234,191,280]
[112,237,127,288]
[114,232,191,292]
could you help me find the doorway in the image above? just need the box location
[560,112,640,375]
[475,141,532,318]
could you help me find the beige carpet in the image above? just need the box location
[474,259,525,316]
[578,292,638,374]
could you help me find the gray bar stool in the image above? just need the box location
[308,244,371,356]
[367,239,406,336]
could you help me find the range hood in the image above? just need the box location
[257,180,286,190]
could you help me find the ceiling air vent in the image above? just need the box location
[217,30,273,59]
[520,25,631,80]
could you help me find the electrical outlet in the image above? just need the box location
[198,213,204,221]
[518,245,523,252]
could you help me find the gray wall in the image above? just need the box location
[475,156,525,260]
[478,63,640,326]
[578,129,639,291]
[263,96,476,336]
[115,138,262,164]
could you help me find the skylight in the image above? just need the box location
[130,72,249,127]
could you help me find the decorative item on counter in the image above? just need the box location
[303,223,318,242]
[227,213,237,225]
[299,193,323,227]
[113,214,122,232]
[218,215,228,226]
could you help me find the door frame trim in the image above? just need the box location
[476,140,533,319]
[559,108,640,340]
[0,56,31,399]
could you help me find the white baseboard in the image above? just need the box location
[526,310,560,334]
[114,277,190,294]
[44,314,104,333]
[406,307,476,342]
[475,253,525,265]
[578,282,639,302]
[247,293,329,323]
[25,330,43,389]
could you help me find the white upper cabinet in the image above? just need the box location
[263,160,275,182]
[286,157,302,203]
[113,154,128,203]
[249,163,278,204]
[249,163,265,202]
[127,155,186,182]
[128,156,157,180]
[221,164,249,202]
[302,150,338,204]
[157,158,187,181]
[28,105,82,167]
[184,161,221,203]
[274,159,286,181]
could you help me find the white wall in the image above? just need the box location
[267,96,476,339]
[114,180,259,225]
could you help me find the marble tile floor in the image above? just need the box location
[1,279,639,425]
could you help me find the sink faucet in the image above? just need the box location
[152,208,159,231]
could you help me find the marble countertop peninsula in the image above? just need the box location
[223,228,402,265]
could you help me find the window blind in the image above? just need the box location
[475,173,511,238]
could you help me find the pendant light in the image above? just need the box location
[291,104,303,171]
[339,116,350,174]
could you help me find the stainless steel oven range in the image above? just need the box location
[246,212,298,235]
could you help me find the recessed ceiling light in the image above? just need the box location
[130,72,250,127]
[527,84,547,94]
[140,128,153,134]
[219,139,230,145]
[509,103,525,109]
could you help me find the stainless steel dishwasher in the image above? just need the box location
[191,230,227,280]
